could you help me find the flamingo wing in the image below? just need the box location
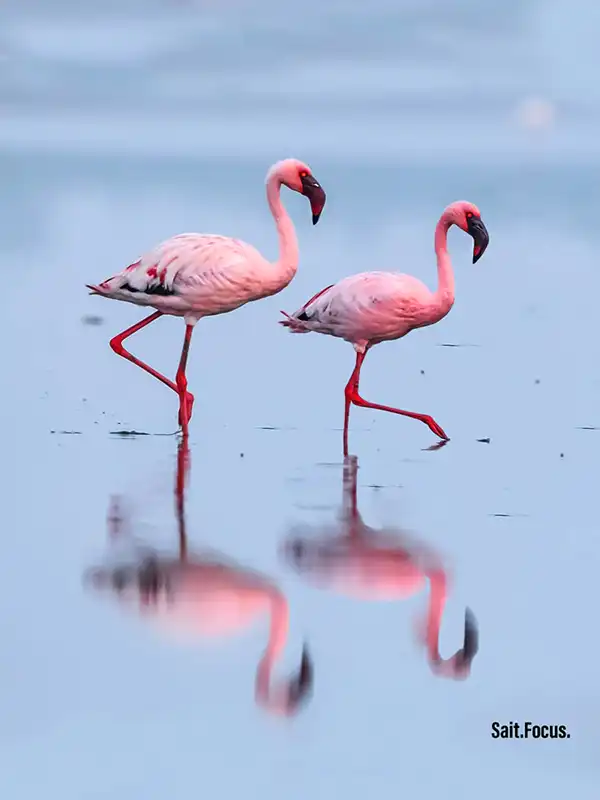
[88,234,268,316]
[280,271,435,343]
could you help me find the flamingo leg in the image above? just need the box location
[109,311,195,426]
[175,324,195,429]
[343,350,449,448]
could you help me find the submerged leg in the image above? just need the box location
[343,349,449,447]
[175,323,195,429]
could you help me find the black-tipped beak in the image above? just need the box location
[287,644,314,713]
[462,607,479,663]
[467,216,489,263]
[300,174,326,225]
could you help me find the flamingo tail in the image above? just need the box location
[278,310,312,334]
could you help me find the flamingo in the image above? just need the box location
[84,437,314,716]
[281,455,479,680]
[86,158,326,432]
[279,200,489,453]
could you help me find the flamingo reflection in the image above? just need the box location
[84,436,313,716]
[282,455,478,680]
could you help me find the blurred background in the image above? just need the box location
[2,0,600,797]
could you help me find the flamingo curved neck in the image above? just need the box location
[265,173,300,292]
[432,214,455,317]
[255,590,291,712]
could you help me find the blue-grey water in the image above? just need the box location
[2,0,600,796]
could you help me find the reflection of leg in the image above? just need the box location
[342,455,359,526]
[175,432,190,561]
[107,496,125,540]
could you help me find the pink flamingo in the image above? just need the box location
[87,159,326,432]
[280,201,489,453]
[85,438,313,716]
[281,455,479,680]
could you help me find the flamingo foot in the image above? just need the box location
[422,416,449,441]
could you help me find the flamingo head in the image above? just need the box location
[270,158,327,224]
[256,643,315,717]
[429,607,480,680]
[444,200,489,264]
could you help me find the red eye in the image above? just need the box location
[466,211,474,218]
[299,171,308,178]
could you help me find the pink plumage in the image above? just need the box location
[280,200,490,451]
[282,454,479,680]
[87,158,326,432]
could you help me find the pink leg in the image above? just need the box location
[343,350,449,451]
[175,324,195,430]
[109,311,195,425]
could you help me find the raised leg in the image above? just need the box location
[109,311,194,426]
[175,324,195,429]
[343,350,449,452]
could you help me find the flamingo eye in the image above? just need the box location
[299,171,309,178]
[466,211,474,219]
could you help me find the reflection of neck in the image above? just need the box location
[255,590,290,710]
[432,212,455,318]
[265,171,299,292]
[424,569,448,664]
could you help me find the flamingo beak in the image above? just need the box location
[300,174,326,225]
[467,216,489,263]
[286,644,314,713]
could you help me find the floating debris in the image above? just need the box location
[489,513,529,518]
[109,429,178,437]
[109,430,151,437]
[576,426,599,431]
[81,315,104,326]
[50,430,82,435]
[477,437,491,444]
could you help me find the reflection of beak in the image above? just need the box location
[462,607,479,663]
[467,216,489,263]
[286,645,314,713]
[300,174,326,225]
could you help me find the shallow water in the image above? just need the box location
[2,0,600,797]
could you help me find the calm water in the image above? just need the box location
[2,0,600,797]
